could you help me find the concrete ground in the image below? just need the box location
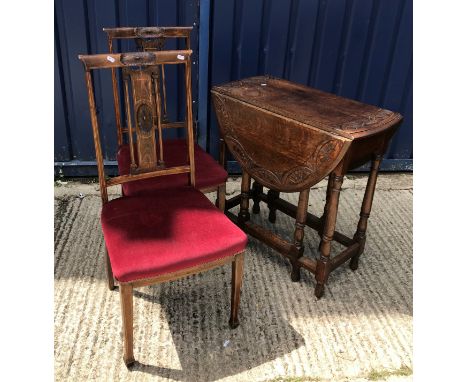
[54,174,412,382]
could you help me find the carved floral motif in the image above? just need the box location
[314,140,340,167]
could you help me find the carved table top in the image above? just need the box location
[211,76,402,192]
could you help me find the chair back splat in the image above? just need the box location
[78,50,195,204]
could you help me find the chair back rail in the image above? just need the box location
[104,26,192,144]
[78,50,195,204]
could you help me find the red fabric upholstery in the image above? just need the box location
[117,139,227,196]
[101,187,247,283]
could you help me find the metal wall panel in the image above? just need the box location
[208,0,413,171]
[54,0,199,175]
[55,0,412,175]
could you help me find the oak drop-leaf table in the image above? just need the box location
[211,76,402,298]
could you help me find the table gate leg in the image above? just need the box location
[318,175,334,237]
[350,154,383,270]
[239,171,251,224]
[267,189,280,223]
[291,188,310,282]
[315,171,344,298]
[251,181,263,214]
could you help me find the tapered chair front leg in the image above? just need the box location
[216,183,226,212]
[105,248,116,291]
[315,171,344,298]
[350,154,382,270]
[120,284,135,367]
[229,253,244,328]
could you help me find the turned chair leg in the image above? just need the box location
[120,284,135,367]
[105,248,116,291]
[238,171,251,223]
[229,253,244,328]
[251,181,263,214]
[350,154,382,270]
[216,183,226,212]
[291,188,310,282]
[267,189,280,223]
[315,171,344,298]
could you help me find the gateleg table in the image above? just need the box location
[211,76,402,298]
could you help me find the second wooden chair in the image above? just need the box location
[104,26,229,209]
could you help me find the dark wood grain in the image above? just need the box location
[103,26,192,39]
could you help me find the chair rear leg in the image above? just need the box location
[216,183,226,212]
[229,253,244,329]
[105,249,116,291]
[120,284,135,367]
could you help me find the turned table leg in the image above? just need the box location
[251,181,263,214]
[315,171,344,298]
[267,189,280,223]
[350,154,383,270]
[239,171,251,224]
[291,188,310,282]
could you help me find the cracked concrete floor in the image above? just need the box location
[54,174,412,382]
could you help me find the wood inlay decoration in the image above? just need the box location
[121,52,156,66]
[123,67,159,173]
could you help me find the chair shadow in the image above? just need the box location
[129,284,305,381]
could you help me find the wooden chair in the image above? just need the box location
[78,50,247,366]
[103,26,228,210]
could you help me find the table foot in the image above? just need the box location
[314,283,325,299]
[290,265,301,282]
[349,255,360,271]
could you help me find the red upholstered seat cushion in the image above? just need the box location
[101,187,247,283]
[117,139,227,196]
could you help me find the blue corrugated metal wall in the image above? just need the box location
[208,0,412,171]
[54,0,412,175]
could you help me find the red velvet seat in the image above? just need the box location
[101,187,247,283]
[117,139,228,196]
